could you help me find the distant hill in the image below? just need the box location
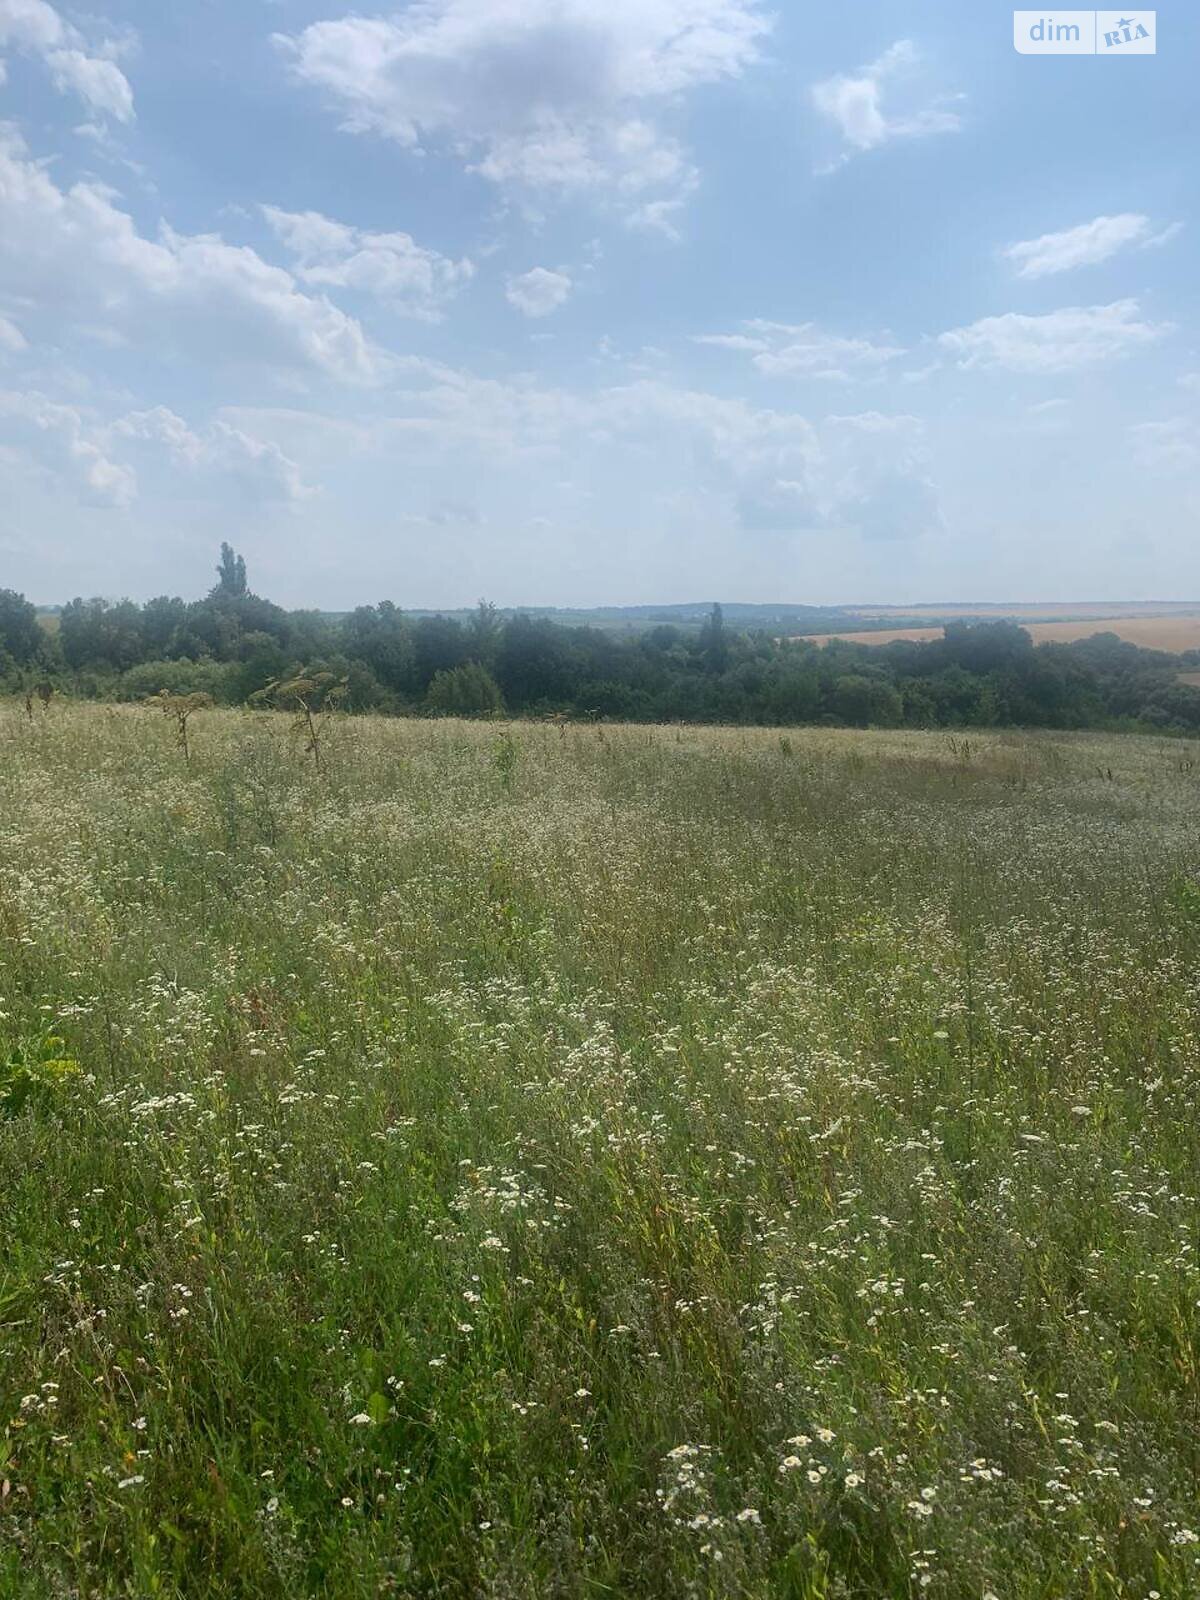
[37,597,1200,641]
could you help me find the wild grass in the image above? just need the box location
[1,705,1198,1598]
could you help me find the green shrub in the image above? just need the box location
[1,1030,79,1118]
[426,661,504,717]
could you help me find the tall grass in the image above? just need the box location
[1,705,1198,1597]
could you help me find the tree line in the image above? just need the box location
[2,545,1199,733]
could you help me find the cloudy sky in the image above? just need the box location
[0,0,1196,608]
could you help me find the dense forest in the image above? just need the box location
[3,545,1199,732]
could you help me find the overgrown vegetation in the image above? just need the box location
[5,547,1200,731]
[1,704,1198,1596]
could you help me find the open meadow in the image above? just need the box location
[2,705,1199,1599]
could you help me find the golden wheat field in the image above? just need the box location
[803,615,1200,653]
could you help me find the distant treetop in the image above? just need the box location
[212,543,248,600]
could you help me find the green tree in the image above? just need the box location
[699,602,729,673]
[59,597,144,671]
[468,600,502,667]
[832,674,902,728]
[212,542,248,599]
[339,602,415,693]
[0,589,42,664]
[426,662,504,717]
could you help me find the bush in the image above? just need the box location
[832,674,903,727]
[117,658,241,704]
[425,662,504,717]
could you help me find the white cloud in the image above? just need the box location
[626,195,690,239]
[810,40,961,168]
[506,266,573,318]
[276,0,769,215]
[114,407,315,503]
[938,299,1168,373]
[262,206,473,318]
[1004,213,1180,278]
[45,48,134,123]
[0,0,134,122]
[0,388,136,507]
[324,367,939,539]
[0,0,65,52]
[1129,418,1199,473]
[695,319,904,381]
[0,129,382,383]
[820,411,937,540]
[200,367,945,554]
[0,313,26,352]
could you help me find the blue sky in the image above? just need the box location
[0,0,1197,608]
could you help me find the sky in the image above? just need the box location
[0,0,1197,609]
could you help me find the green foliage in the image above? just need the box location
[425,661,504,717]
[14,549,1200,733]
[118,657,239,703]
[831,672,903,727]
[492,726,518,790]
[0,587,42,664]
[1,1029,78,1118]
[212,541,248,599]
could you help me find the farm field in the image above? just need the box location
[848,604,1200,621]
[2,705,1199,1598]
[803,615,1200,653]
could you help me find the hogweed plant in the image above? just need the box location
[252,671,347,773]
[148,689,214,764]
[0,704,1198,1598]
[492,726,519,793]
[14,678,53,725]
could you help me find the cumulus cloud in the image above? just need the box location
[506,266,573,317]
[0,388,136,507]
[0,0,134,122]
[1004,213,1181,278]
[0,390,319,510]
[938,299,1168,373]
[114,407,315,503]
[821,412,938,540]
[344,367,939,540]
[276,0,769,216]
[0,129,382,383]
[1129,418,1199,473]
[810,40,961,169]
[262,206,473,317]
[611,385,937,537]
[695,319,904,381]
[45,47,134,123]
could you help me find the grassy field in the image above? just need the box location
[2,705,1199,1599]
[803,617,1200,653]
